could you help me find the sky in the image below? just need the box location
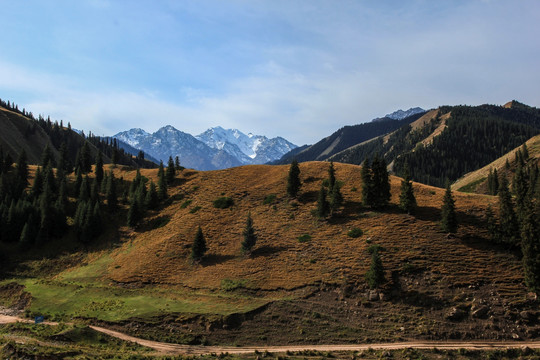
[0,0,539,145]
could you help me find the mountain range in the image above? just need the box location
[113,126,297,171]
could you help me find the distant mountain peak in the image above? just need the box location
[385,107,425,120]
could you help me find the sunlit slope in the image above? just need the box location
[453,134,540,193]
[103,162,521,296]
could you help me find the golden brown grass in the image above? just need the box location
[93,162,525,302]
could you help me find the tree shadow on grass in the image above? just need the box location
[251,245,288,259]
[202,254,236,266]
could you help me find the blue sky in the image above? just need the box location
[1,0,539,145]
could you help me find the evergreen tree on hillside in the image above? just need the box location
[191,226,207,263]
[328,161,336,191]
[166,156,176,184]
[41,143,54,168]
[487,168,499,196]
[399,170,416,214]
[105,170,118,210]
[498,176,519,245]
[158,161,167,200]
[361,159,373,206]
[286,159,301,198]
[241,212,257,255]
[145,180,159,210]
[316,184,330,218]
[521,199,540,292]
[95,150,104,186]
[441,183,457,233]
[365,250,384,289]
[371,155,391,209]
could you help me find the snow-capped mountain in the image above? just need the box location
[196,126,297,165]
[112,125,297,171]
[385,107,425,120]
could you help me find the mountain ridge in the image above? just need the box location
[114,125,297,170]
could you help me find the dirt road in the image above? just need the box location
[2,314,540,355]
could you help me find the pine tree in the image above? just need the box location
[328,161,336,191]
[95,150,104,186]
[166,156,176,184]
[365,250,384,289]
[498,176,519,245]
[521,199,540,292]
[158,161,167,200]
[399,171,416,214]
[127,198,141,228]
[31,166,44,199]
[485,204,499,243]
[513,164,529,221]
[41,143,54,168]
[191,226,207,263]
[286,159,301,198]
[316,184,330,218]
[441,183,457,233]
[371,155,391,209]
[145,180,159,210]
[105,170,118,210]
[361,159,373,207]
[241,212,257,255]
[329,181,343,216]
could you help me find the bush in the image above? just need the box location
[297,234,311,243]
[347,228,363,238]
[180,199,192,209]
[189,206,201,214]
[213,196,234,209]
[263,194,277,205]
[221,278,248,291]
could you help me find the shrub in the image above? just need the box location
[297,234,311,243]
[189,206,201,214]
[263,194,277,205]
[213,196,234,209]
[347,228,363,238]
[180,199,192,209]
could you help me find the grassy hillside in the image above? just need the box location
[2,162,538,346]
[453,134,540,194]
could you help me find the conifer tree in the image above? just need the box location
[365,250,384,289]
[513,164,529,221]
[498,176,519,245]
[145,180,159,210]
[329,181,343,216]
[166,156,176,184]
[399,171,416,214]
[485,204,499,243]
[286,159,301,198]
[31,167,43,199]
[328,161,336,191]
[105,170,117,210]
[95,150,104,186]
[316,184,330,218]
[361,159,373,206]
[241,212,257,255]
[191,226,207,263]
[158,161,167,200]
[441,183,457,233]
[127,198,141,228]
[520,200,540,292]
[371,155,391,209]
[41,143,54,168]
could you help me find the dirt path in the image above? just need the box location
[2,314,540,355]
